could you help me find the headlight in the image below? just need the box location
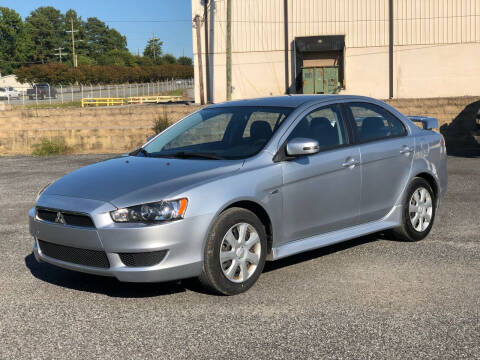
[110,198,188,223]
[36,182,52,201]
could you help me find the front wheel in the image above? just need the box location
[392,177,436,242]
[199,208,267,295]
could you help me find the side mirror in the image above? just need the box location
[286,138,320,157]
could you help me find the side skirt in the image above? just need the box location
[268,205,402,261]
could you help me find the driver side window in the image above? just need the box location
[288,105,347,150]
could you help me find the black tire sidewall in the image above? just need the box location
[402,178,436,241]
[202,208,267,295]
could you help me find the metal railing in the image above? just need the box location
[81,95,185,107]
[1,78,194,107]
[81,98,125,107]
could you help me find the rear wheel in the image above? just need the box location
[199,208,267,295]
[392,177,436,242]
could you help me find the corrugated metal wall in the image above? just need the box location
[196,0,480,53]
[191,0,480,101]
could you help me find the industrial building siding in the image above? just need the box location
[194,0,480,54]
[192,0,480,101]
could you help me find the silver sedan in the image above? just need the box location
[29,95,447,295]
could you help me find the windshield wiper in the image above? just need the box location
[130,148,150,157]
[168,151,224,160]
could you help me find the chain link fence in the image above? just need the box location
[1,78,194,107]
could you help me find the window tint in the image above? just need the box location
[163,113,232,149]
[288,105,347,150]
[349,103,406,142]
[243,111,287,138]
[144,106,292,159]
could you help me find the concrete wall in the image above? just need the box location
[192,0,480,102]
[1,96,478,155]
[0,105,201,156]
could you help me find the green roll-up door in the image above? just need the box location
[302,68,315,94]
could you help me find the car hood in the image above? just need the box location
[43,156,244,208]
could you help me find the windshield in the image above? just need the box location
[142,106,292,160]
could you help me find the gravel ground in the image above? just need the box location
[0,154,478,359]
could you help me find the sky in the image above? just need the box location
[0,0,194,58]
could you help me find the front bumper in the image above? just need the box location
[29,195,212,283]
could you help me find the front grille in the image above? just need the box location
[38,240,110,268]
[36,208,95,228]
[119,250,168,267]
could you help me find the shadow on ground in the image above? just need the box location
[25,253,189,297]
[441,100,480,157]
[263,234,379,273]
[26,233,383,297]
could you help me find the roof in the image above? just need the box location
[207,94,374,109]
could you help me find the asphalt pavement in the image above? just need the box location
[0,154,478,359]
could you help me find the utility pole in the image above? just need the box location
[66,18,79,68]
[54,47,65,63]
[193,15,205,105]
[389,0,394,99]
[204,0,211,103]
[283,0,289,94]
[226,0,232,100]
[150,33,160,61]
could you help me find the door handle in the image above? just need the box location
[400,146,413,154]
[342,158,360,168]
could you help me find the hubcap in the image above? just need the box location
[409,187,433,232]
[220,222,261,283]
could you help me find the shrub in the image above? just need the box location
[152,106,171,135]
[15,64,194,85]
[32,137,68,156]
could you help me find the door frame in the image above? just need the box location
[273,101,356,162]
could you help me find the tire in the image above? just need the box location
[392,177,436,242]
[199,207,267,295]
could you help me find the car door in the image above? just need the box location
[279,104,361,244]
[345,102,414,223]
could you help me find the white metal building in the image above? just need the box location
[192,0,480,103]
[0,75,23,90]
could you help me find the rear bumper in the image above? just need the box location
[29,197,213,282]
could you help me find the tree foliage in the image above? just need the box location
[14,63,194,85]
[0,7,33,74]
[177,56,193,66]
[0,5,193,82]
[143,38,163,62]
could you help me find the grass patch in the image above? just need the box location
[161,88,185,97]
[32,137,68,156]
[152,106,171,135]
[14,101,82,110]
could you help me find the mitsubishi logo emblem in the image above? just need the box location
[55,212,65,225]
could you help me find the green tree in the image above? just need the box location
[143,38,163,63]
[162,53,177,64]
[177,56,192,66]
[0,7,33,74]
[85,17,127,61]
[25,6,67,64]
[98,49,137,66]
